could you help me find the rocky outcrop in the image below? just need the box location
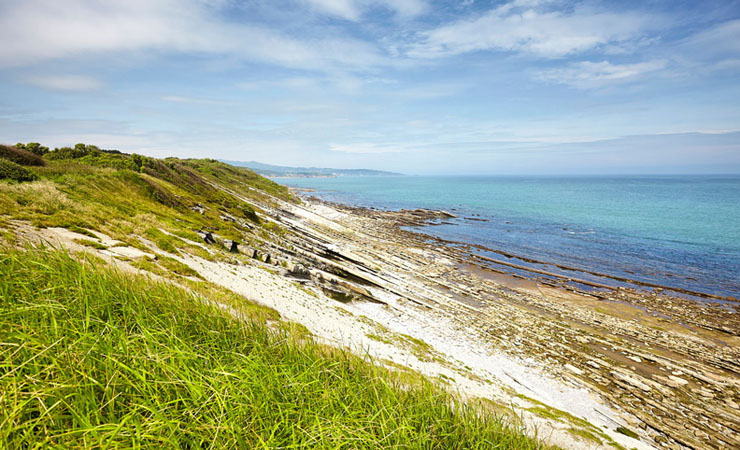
[286,261,310,278]
[275,197,739,450]
[229,240,239,253]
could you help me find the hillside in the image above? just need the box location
[221,159,402,177]
[0,143,550,449]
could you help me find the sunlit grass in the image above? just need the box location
[0,246,550,449]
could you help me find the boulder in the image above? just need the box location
[287,262,310,278]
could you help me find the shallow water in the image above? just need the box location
[279,175,740,300]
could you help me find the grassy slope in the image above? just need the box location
[0,148,551,448]
[0,154,292,266]
[0,247,547,449]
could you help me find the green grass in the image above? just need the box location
[364,319,444,364]
[0,147,304,283]
[73,238,107,250]
[522,399,627,450]
[567,427,603,445]
[67,224,99,238]
[616,426,639,439]
[0,246,550,449]
[144,227,180,254]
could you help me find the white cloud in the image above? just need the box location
[303,0,361,20]
[302,0,426,21]
[672,19,740,74]
[679,19,740,59]
[159,95,231,105]
[0,0,387,71]
[406,0,655,58]
[237,77,319,91]
[23,74,103,91]
[534,60,667,88]
[381,0,427,18]
[329,142,405,153]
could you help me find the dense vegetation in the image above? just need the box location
[0,142,293,266]
[0,246,547,449]
[0,144,46,166]
[0,159,37,182]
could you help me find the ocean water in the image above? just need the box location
[279,175,740,300]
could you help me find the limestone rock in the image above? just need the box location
[611,371,651,392]
[287,262,310,278]
[565,364,584,375]
[667,375,688,388]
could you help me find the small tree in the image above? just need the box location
[24,142,49,156]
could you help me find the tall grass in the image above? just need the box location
[0,247,549,449]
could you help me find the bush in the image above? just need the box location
[241,203,261,223]
[45,143,102,160]
[0,159,37,182]
[0,144,46,166]
[45,146,86,160]
[17,142,49,156]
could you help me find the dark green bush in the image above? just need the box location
[0,144,46,166]
[45,146,86,160]
[45,143,102,160]
[241,204,260,223]
[0,159,37,182]
[16,142,50,156]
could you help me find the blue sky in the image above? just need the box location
[0,0,739,174]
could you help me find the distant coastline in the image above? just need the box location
[219,159,402,178]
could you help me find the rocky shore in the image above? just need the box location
[271,194,739,449]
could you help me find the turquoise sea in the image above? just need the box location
[279,175,740,301]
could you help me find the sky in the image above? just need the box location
[0,0,739,175]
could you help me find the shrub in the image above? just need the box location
[16,142,49,156]
[45,146,86,160]
[0,144,46,166]
[241,203,260,223]
[45,143,102,160]
[0,159,37,182]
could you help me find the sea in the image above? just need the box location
[278,175,740,301]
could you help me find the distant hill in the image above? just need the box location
[220,160,402,177]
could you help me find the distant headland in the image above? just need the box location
[220,160,402,178]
